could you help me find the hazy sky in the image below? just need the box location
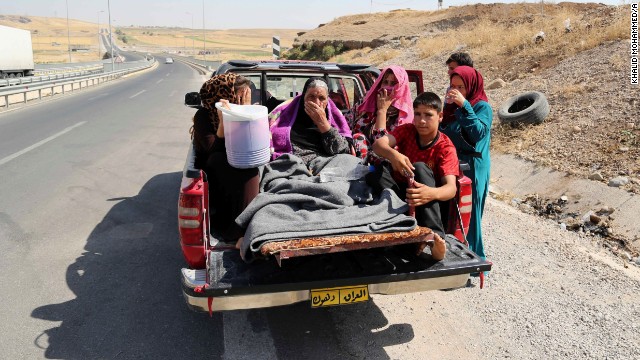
[1,0,627,29]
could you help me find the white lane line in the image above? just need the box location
[166,73,170,77]
[88,93,110,101]
[129,90,146,99]
[169,90,176,97]
[156,79,163,84]
[0,121,87,167]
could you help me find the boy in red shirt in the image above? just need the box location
[367,92,460,260]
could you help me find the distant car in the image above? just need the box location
[165,57,174,64]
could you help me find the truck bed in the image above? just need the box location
[181,234,491,312]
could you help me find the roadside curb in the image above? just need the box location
[489,153,639,252]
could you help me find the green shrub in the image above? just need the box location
[321,45,335,59]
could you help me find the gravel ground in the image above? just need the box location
[329,198,640,360]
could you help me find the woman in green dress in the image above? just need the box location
[441,66,492,261]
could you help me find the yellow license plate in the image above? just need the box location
[310,285,369,307]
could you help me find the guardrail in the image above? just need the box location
[0,60,156,110]
[0,65,105,88]
[164,54,219,75]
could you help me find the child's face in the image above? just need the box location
[447,61,459,75]
[380,72,398,91]
[413,104,442,138]
[450,75,467,98]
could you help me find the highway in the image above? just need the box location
[2,56,638,360]
[0,57,367,359]
[0,58,220,358]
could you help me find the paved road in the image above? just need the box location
[2,59,638,360]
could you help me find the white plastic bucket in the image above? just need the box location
[215,102,270,168]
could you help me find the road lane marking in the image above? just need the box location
[129,90,146,99]
[88,93,110,101]
[166,73,170,77]
[0,121,87,167]
[156,79,163,84]
[169,90,176,97]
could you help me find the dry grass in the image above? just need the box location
[0,14,303,63]
[0,15,102,63]
[120,27,301,61]
[414,4,628,80]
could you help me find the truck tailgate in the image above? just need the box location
[182,235,491,312]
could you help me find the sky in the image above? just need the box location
[1,0,628,29]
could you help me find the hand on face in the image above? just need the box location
[446,88,466,107]
[234,86,251,105]
[376,88,394,114]
[304,100,330,132]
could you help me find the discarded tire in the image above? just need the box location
[497,91,550,125]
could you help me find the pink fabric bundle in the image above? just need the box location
[357,65,414,125]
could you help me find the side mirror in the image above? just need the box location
[184,92,201,107]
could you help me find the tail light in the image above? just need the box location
[448,175,472,244]
[179,173,207,268]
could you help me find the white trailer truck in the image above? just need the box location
[0,25,35,79]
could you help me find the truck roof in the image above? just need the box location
[215,59,380,76]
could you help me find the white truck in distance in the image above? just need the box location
[0,25,35,79]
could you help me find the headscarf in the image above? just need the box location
[356,65,414,125]
[442,66,489,125]
[270,77,352,159]
[198,73,238,131]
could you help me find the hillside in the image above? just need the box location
[287,3,637,193]
[0,15,103,63]
[0,14,302,63]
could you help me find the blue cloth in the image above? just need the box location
[440,100,492,259]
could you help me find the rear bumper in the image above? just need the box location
[181,268,469,312]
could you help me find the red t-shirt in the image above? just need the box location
[389,124,460,184]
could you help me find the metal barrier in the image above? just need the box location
[0,60,156,110]
[164,54,219,75]
[1,64,105,88]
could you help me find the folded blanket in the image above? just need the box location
[236,154,417,262]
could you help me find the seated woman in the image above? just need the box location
[191,73,259,242]
[352,65,414,165]
[269,77,353,166]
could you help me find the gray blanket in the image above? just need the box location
[235,154,417,262]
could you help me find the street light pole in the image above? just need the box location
[65,0,72,63]
[97,10,104,58]
[186,12,194,56]
[202,0,206,63]
[108,0,114,71]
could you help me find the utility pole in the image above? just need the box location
[202,0,206,63]
[97,10,104,58]
[186,12,194,55]
[108,0,114,71]
[66,0,72,63]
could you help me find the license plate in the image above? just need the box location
[310,285,369,307]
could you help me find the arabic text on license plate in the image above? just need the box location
[310,285,369,308]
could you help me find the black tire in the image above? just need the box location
[497,91,550,125]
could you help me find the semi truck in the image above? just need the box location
[0,25,35,79]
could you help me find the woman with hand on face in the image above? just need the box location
[191,73,258,243]
[440,65,492,261]
[269,77,353,165]
[352,65,414,165]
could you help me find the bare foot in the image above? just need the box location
[430,234,446,261]
[235,236,244,250]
